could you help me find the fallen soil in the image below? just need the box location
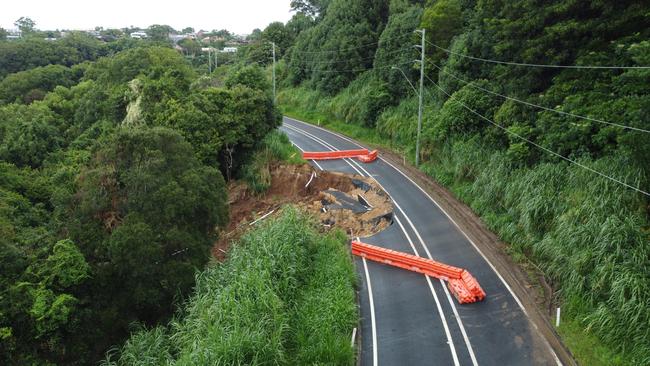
[377,147,577,366]
[212,163,393,261]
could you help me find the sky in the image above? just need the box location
[1,0,294,34]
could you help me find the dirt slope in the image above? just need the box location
[213,163,393,260]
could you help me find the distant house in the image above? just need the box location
[130,31,148,39]
[6,29,21,40]
[222,47,237,53]
[202,35,225,43]
[169,33,197,44]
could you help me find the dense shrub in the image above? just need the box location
[104,208,357,365]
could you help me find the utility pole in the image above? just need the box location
[208,48,212,73]
[215,48,218,68]
[272,42,276,103]
[414,29,425,167]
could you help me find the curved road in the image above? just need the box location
[281,117,563,366]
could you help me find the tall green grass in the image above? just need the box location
[103,207,357,365]
[422,140,649,366]
[278,86,650,365]
[278,87,397,149]
[241,130,305,193]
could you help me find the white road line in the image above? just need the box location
[362,258,378,366]
[288,136,324,170]
[285,125,361,175]
[346,157,478,366]
[287,123,462,364]
[395,216,460,366]
[286,117,527,312]
[285,117,563,366]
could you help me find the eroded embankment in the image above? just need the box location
[213,163,393,259]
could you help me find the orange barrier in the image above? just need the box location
[302,149,379,163]
[351,240,486,304]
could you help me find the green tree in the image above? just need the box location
[0,64,82,105]
[263,21,292,57]
[0,102,64,168]
[288,0,390,94]
[65,127,228,362]
[147,24,175,43]
[14,17,36,35]
[374,2,422,98]
[290,0,332,17]
[225,65,271,91]
[420,0,463,75]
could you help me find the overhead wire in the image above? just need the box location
[422,72,649,197]
[424,39,650,69]
[425,61,650,133]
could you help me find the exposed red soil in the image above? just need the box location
[212,163,393,261]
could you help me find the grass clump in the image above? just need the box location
[241,130,305,193]
[103,207,357,366]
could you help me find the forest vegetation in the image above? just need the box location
[0,33,282,363]
[2,1,649,364]
[273,0,650,364]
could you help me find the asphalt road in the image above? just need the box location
[281,116,562,366]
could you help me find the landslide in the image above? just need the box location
[213,163,393,260]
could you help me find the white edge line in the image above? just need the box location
[290,122,462,365]
[362,257,378,366]
[286,117,527,311]
[288,135,324,171]
[348,157,477,366]
[394,216,460,366]
[286,117,563,366]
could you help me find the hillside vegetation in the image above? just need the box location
[272,0,650,364]
[0,43,279,363]
[104,208,357,365]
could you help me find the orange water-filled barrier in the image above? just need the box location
[302,149,379,163]
[351,240,486,304]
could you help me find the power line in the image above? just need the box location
[426,61,650,133]
[424,39,650,70]
[423,73,649,197]
[291,34,413,55]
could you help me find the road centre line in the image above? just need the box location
[284,123,462,364]
[285,118,563,366]
[285,118,527,312]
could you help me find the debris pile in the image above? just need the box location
[213,163,393,259]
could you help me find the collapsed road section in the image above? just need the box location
[214,163,394,259]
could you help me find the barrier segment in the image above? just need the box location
[302,149,378,163]
[351,240,485,304]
